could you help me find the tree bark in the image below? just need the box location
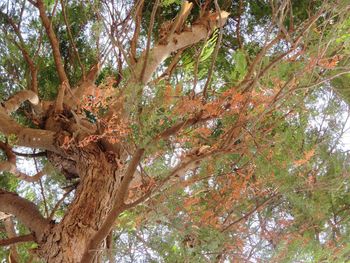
[37,144,126,262]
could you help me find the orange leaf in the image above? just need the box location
[305,149,315,161]
[294,149,315,167]
[184,197,200,208]
[201,210,214,223]
[164,84,172,103]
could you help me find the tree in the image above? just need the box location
[0,0,349,262]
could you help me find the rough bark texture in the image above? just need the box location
[37,145,124,262]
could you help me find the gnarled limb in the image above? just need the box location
[0,90,57,152]
[0,111,57,152]
[0,189,50,240]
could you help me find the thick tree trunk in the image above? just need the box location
[37,145,124,262]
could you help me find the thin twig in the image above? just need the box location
[34,155,49,217]
[48,187,74,220]
[60,0,85,78]
[140,0,159,82]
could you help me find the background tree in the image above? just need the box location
[0,0,350,262]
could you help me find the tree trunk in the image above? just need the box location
[37,144,124,262]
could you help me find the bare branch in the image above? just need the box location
[2,90,39,115]
[140,0,160,82]
[12,151,46,158]
[0,107,56,152]
[48,187,74,221]
[117,148,145,203]
[64,64,100,109]
[32,0,70,85]
[132,10,229,85]
[160,1,193,44]
[0,234,35,247]
[0,89,57,151]
[54,81,68,113]
[153,48,185,83]
[0,189,50,239]
[130,0,144,65]
[0,115,56,151]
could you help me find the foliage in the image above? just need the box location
[0,0,350,262]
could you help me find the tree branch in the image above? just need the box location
[0,11,39,94]
[131,10,230,85]
[64,64,99,109]
[2,90,39,115]
[3,217,20,262]
[12,151,46,158]
[60,0,85,78]
[0,189,50,240]
[33,0,69,85]
[130,0,144,65]
[140,0,160,82]
[48,186,74,221]
[202,0,224,100]
[0,112,57,152]
[0,234,35,247]
[117,148,145,202]
[221,193,278,232]
[0,90,57,151]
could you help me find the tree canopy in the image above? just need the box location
[0,0,350,262]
